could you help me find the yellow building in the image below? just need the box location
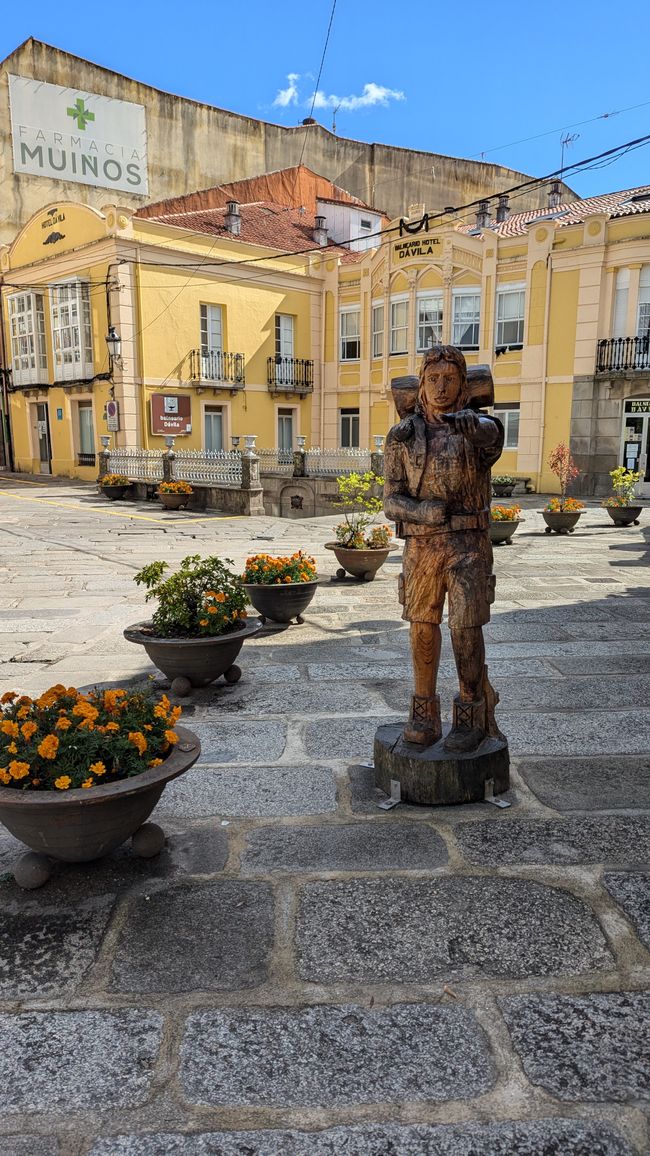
[0,171,374,478]
[323,184,650,496]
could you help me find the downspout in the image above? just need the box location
[535,251,553,490]
[0,281,15,472]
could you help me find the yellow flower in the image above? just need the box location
[1,720,19,738]
[21,721,38,741]
[128,731,148,755]
[0,769,10,785]
[9,760,30,780]
[54,775,72,790]
[7,742,17,755]
[37,734,59,760]
[55,716,72,731]
[148,758,163,767]
[164,729,179,746]
[81,777,94,789]
[89,761,107,777]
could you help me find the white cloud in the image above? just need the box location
[273,73,300,108]
[309,83,405,112]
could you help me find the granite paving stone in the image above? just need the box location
[189,720,287,763]
[242,821,449,873]
[500,992,650,1102]
[0,1140,60,1156]
[0,1010,163,1113]
[110,881,274,992]
[498,709,650,757]
[297,878,612,983]
[0,892,115,998]
[305,717,399,761]
[518,756,650,810]
[454,816,650,866]
[208,679,387,716]
[86,1120,639,1155]
[180,1003,494,1107]
[603,873,650,950]
[156,765,337,818]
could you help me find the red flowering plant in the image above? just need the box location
[0,685,181,792]
[133,554,247,638]
[545,443,584,512]
[242,552,317,585]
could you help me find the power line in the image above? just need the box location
[470,98,650,162]
[297,0,337,170]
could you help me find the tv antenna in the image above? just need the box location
[332,101,342,134]
[560,131,580,178]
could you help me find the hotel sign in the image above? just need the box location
[8,74,148,195]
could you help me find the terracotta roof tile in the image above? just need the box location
[457,185,650,238]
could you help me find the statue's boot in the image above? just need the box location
[403,694,441,746]
[444,696,487,754]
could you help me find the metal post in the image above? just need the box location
[163,435,175,483]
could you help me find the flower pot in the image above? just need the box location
[0,725,200,876]
[325,542,397,581]
[157,491,191,511]
[492,484,515,498]
[124,618,261,695]
[100,484,130,501]
[489,518,522,545]
[605,505,643,527]
[244,580,318,624]
[541,510,583,534]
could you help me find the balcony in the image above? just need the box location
[190,349,245,389]
[267,356,314,394]
[596,335,650,374]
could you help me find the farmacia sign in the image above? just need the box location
[9,75,148,195]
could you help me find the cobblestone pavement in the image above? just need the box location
[0,475,649,1156]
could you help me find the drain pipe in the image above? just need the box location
[0,281,15,472]
[535,251,553,489]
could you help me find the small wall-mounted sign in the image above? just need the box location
[56,407,63,420]
[106,399,120,432]
[151,394,191,435]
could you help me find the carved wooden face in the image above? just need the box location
[420,360,462,416]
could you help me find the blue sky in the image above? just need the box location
[2,0,649,201]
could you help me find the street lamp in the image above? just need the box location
[105,326,122,366]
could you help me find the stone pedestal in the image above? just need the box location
[374,722,509,806]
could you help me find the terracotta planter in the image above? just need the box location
[244,581,318,624]
[605,505,643,527]
[100,484,130,501]
[325,541,397,581]
[489,518,522,545]
[541,510,583,534]
[0,725,200,879]
[124,618,261,695]
[157,491,191,510]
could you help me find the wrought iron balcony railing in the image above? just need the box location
[190,349,245,388]
[596,335,650,374]
[267,356,314,393]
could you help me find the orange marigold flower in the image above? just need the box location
[81,778,94,789]
[105,722,120,733]
[17,696,32,706]
[72,701,99,722]
[0,769,11,785]
[77,718,95,731]
[37,734,59,760]
[21,721,38,741]
[164,729,179,745]
[54,775,72,790]
[207,606,218,615]
[215,592,226,603]
[89,761,106,776]
[17,705,31,719]
[0,692,17,704]
[148,758,163,767]
[9,760,30,780]
[55,716,71,731]
[1,720,19,738]
[199,619,209,627]
[169,705,182,724]
[153,704,168,719]
[6,742,17,755]
[128,731,148,755]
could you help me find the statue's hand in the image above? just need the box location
[441,409,498,446]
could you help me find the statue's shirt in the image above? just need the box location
[418,421,491,515]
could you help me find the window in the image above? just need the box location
[50,281,93,380]
[613,268,630,338]
[371,303,384,358]
[360,218,372,230]
[494,403,520,450]
[452,291,481,348]
[8,292,47,384]
[77,401,95,465]
[390,299,409,354]
[277,407,294,451]
[638,266,650,338]
[200,303,223,379]
[417,294,443,351]
[495,286,525,348]
[204,405,223,452]
[275,313,294,359]
[340,309,360,360]
[340,407,360,448]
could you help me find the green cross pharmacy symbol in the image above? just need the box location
[66,98,95,130]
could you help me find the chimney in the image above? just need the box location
[476,200,490,229]
[313,214,328,247]
[225,199,241,236]
[496,194,510,223]
[548,180,561,209]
